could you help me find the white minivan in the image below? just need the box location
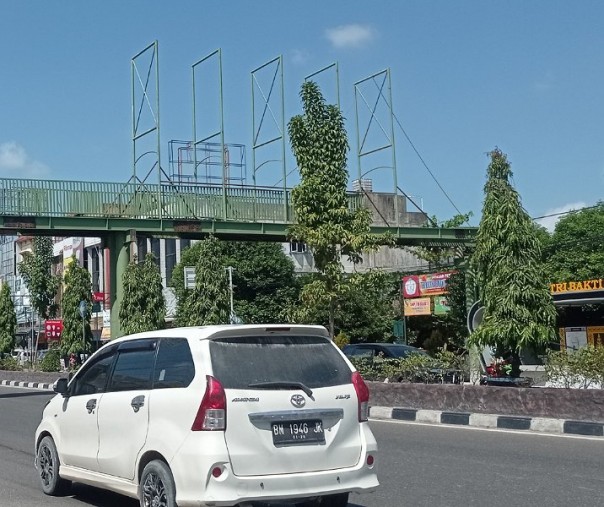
[35,325,379,506]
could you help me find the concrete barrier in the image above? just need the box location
[368,382,604,423]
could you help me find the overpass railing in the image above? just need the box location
[0,178,363,223]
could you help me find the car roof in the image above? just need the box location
[106,324,330,346]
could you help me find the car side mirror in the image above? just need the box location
[54,378,69,397]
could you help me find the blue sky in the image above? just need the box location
[2,1,604,229]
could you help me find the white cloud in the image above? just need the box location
[291,49,311,66]
[536,201,587,232]
[0,141,49,177]
[325,24,375,49]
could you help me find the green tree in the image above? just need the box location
[61,257,93,356]
[120,253,166,335]
[288,81,387,336]
[0,283,17,354]
[175,236,230,326]
[469,149,557,375]
[295,270,398,343]
[172,240,299,324]
[18,236,60,319]
[544,203,604,282]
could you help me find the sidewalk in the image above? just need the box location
[2,369,603,438]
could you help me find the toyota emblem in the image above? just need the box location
[290,394,306,408]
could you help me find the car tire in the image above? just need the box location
[37,436,71,496]
[139,460,177,507]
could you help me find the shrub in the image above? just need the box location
[545,347,604,388]
[0,355,22,371]
[350,349,468,384]
[39,346,61,373]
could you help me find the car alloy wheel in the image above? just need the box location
[38,442,55,489]
[139,459,176,507]
[142,472,168,507]
[37,435,70,496]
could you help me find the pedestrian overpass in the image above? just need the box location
[0,177,477,337]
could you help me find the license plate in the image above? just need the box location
[271,419,325,446]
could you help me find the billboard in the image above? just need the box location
[402,272,455,298]
[404,297,431,316]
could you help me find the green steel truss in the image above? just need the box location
[0,177,476,246]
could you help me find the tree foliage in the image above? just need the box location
[172,240,299,324]
[174,236,230,326]
[287,81,388,336]
[544,203,604,282]
[0,283,17,354]
[469,149,556,372]
[18,237,59,319]
[293,270,397,343]
[120,253,166,335]
[60,257,93,356]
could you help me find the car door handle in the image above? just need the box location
[86,399,97,414]
[131,395,145,413]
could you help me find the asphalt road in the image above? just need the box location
[1,385,603,507]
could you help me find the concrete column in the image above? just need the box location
[108,231,131,339]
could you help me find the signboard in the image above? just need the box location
[402,275,421,298]
[44,319,64,342]
[551,279,604,294]
[418,272,454,296]
[434,296,450,315]
[402,272,455,298]
[404,297,431,316]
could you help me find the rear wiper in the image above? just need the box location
[248,381,313,398]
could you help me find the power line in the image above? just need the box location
[392,112,464,217]
[531,204,601,221]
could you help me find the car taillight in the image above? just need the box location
[352,371,370,422]
[192,375,226,431]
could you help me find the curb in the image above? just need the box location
[370,406,604,437]
[0,380,54,391]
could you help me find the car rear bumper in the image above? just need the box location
[177,461,379,507]
[173,425,379,507]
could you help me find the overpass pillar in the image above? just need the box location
[108,231,132,339]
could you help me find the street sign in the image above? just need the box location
[79,300,87,319]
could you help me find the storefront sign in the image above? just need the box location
[550,279,604,294]
[404,297,431,316]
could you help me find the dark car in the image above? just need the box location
[342,343,429,360]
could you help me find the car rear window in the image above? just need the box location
[209,335,352,389]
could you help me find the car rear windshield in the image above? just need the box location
[209,335,352,389]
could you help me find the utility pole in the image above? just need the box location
[226,266,234,324]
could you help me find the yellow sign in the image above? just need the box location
[404,297,431,316]
[550,279,604,294]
